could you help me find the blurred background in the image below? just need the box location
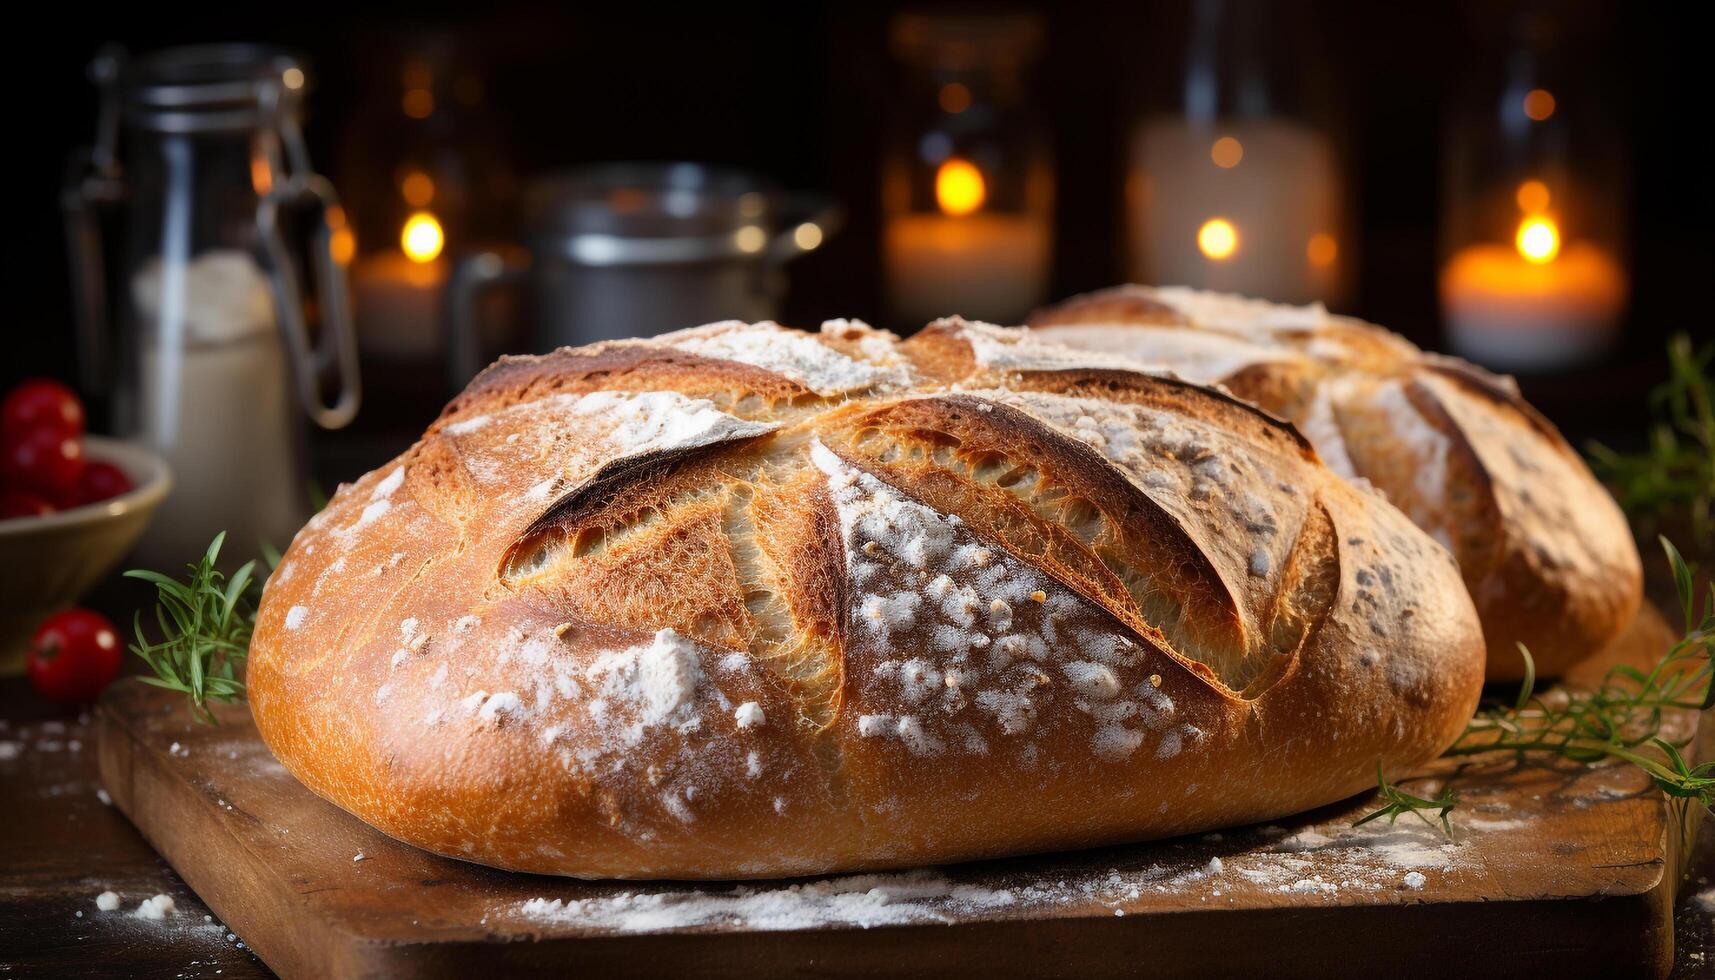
[4,0,1709,568]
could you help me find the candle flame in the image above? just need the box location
[402,212,444,263]
[935,157,986,217]
[1515,216,1560,264]
[1197,218,1239,261]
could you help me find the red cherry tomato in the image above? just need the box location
[0,490,55,520]
[27,609,122,704]
[1,427,84,498]
[2,379,85,441]
[69,460,133,506]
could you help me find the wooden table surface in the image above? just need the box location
[1,670,1711,978]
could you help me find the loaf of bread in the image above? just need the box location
[1031,285,1641,681]
[249,318,1484,879]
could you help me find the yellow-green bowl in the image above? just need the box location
[0,437,171,676]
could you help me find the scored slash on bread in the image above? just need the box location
[249,318,1484,879]
[1032,286,1643,681]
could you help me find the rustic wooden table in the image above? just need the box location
[2,670,1712,978]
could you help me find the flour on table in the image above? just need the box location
[133,894,176,920]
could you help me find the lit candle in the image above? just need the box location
[885,157,1051,326]
[1440,187,1627,371]
[352,211,448,358]
[1129,118,1341,304]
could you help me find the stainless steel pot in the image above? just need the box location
[447,162,839,383]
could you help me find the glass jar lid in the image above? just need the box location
[123,43,305,134]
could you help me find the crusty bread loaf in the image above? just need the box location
[249,317,1484,880]
[1031,286,1642,681]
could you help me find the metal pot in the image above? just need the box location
[447,162,838,383]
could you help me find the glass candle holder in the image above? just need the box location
[339,38,513,359]
[882,11,1052,328]
[1126,0,1347,305]
[1439,11,1628,372]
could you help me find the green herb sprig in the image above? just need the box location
[1361,537,1715,833]
[124,532,262,724]
[1354,762,1458,839]
[1589,334,1715,551]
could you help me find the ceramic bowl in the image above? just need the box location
[0,437,171,675]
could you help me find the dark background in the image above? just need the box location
[7,0,1709,481]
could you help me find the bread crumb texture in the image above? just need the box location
[249,317,1484,878]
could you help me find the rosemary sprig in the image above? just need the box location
[123,532,262,724]
[1354,762,1457,839]
[1360,537,1715,833]
[1588,334,1715,551]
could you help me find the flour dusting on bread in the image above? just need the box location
[250,317,1486,879]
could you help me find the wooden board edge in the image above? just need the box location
[93,676,1695,980]
[95,695,358,979]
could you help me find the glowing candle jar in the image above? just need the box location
[1441,198,1627,370]
[1123,1,1348,306]
[885,156,1051,327]
[1440,14,1629,371]
[882,11,1052,328]
[351,209,448,358]
[1129,118,1343,305]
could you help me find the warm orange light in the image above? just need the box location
[1210,136,1244,169]
[1523,88,1555,121]
[935,157,987,217]
[401,212,444,263]
[938,82,972,114]
[1515,179,1550,214]
[1515,216,1560,264]
[249,153,273,196]
[403,88,435,119]
[326,204,354,266]
[1307,233,1338,268]
[1197,218,1239,260]
[329,227,356,265]
[401,171,435,207]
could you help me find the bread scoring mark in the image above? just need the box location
[828,394,1267,694]
[811,439,1189,762]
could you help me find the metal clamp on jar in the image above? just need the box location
[62,44,360,566]
[446,162,839,386]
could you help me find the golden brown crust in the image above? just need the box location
[1033,286,1642,680]
[250,318,1484,879]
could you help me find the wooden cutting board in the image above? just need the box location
[95,607,1704,979]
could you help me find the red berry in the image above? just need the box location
[0,489,55,520]
[1,427,84,498]
[70,460,133,506]
[2,379,85,441]
[27,609,122,704]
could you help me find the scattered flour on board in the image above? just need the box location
[506,819,1472,934]
[133,894,176,920]
[95,891,121,911]
[515,870,1020,932]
